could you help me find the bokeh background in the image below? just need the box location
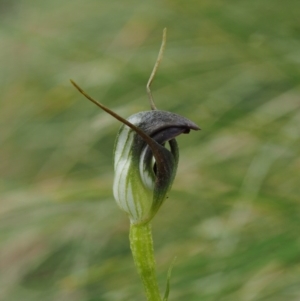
[1,1,300,300]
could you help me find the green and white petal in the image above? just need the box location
[113,110,199,224]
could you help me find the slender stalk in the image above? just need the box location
[129,222,162,301]
[147,28,167,111]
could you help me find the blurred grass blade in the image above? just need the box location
[163,257,177,301]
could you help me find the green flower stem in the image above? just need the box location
[129,222,162,301]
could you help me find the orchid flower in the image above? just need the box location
[71,28,200,301]
[113,110,199,224]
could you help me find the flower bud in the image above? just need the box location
[113,110,199,225]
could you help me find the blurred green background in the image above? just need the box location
[1,0,300,300]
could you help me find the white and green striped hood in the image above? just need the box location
[113,110,199,225]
